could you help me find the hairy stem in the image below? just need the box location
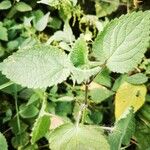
[76,82,89,126]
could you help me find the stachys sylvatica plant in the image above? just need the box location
[0,11,150,150]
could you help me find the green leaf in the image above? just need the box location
[38,0,59,7]
[90,87,114,103]
[31,114,50,144]
[47,21,75,44]
[0,1,11,10]
[108,107,135,150]
[31,94,50,144]
[12,132,29,148]
[49,123,110,150]
[7,40,19,51]
[35,12,50,31]
[15,2,32,12]
[134,120,150,150]
[0,25,8,41]
[126,73,148,85]
[70,37,88,67]
[112,75,127,91]
[93,11,150,73]
[1,45,71,89]
[71,66,101,84]
[0,132,8,150]
[19,104,39,118]
[94,68,112,87]
[95,0,119,18]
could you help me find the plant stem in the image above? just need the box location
[84,83,88,104]
[14,85,21,143]
[76,65,106,126]
[127,0,130,13]
[0,81,14,90]
[99,126,114,131]
[76,103,86,127]
[76,82,89,126]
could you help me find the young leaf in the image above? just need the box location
[49,123,110,150]
[69,37,88,67]
[0,45,71,89]
[90,87,114,104]
[0,132,8,150]
[94,68,112,87]
[0,25,8,41]
[35,12,50,31]
[108,107,135,150]
[93,11,150,73]
[115,82,147,120]
[70,66,101,84]
[0,1,11,10]
[95,0,119,18]
[47,21,75,44]
[37,0,59,7]
[19,104,39,118]
[126,73,148,85]
[69,36,102,83]
[15,2,32,12]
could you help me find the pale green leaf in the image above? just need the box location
[95,0,119,18]
[90,87,114,103]
[0,26,8,41]
[15,2,32,12]
[126,73,148,85]
[112,75,127,91]
[93,11,150,73]
[94,68,112,87]
[108,107,135,150]
[71,66,101,84]
[49,123,110,150]
[31,114,50,144]
[47,21,75,44]
[0,132,8,150]
[70,37,88,67]
[0,1,11,10]
[35,12,50,31]
[37,0,59,7]
[19,104,39,118]
[31,95,50,144]
[0,45,71,89]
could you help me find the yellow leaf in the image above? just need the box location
[115,82,147,120]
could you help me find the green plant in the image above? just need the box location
[0,9,150,150]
